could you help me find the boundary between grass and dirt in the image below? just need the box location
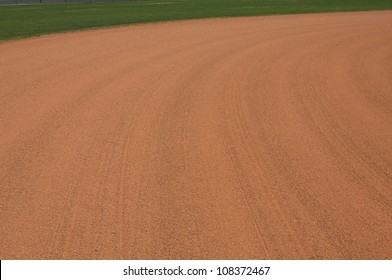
[1,0,392,41]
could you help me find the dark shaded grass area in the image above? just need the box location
[1,0,391,41]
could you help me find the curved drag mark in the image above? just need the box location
[0,11,391,259]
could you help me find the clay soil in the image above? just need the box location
[0,11,391,259]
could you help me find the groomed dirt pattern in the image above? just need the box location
[0,11,391,259]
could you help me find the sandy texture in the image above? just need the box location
[1,11,391,259]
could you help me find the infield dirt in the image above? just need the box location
[0,11,391,259]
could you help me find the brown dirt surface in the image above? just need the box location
[1,11,391,260]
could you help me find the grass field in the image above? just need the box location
[1,0,392,41]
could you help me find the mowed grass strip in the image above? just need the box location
[1,0,392,41]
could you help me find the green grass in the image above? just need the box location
[1,0,391,41]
